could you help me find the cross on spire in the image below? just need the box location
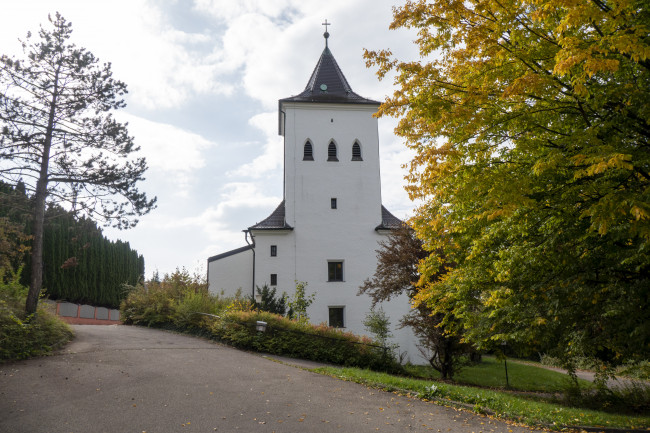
[322,19,331,47]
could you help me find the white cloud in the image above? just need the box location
[0,1,214,110]
[192,0,300,22]
[226,112,282,178]
[153,182,280,230]
[116,112,215,196]
[3,0,422,278]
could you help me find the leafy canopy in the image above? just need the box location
[366,0,650,365]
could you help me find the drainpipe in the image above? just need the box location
[243,229,256,298]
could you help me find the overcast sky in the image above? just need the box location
[1,0,420,278]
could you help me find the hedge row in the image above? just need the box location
[0,181,144,308]
[120,281,401,372]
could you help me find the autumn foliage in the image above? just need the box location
[366,0,650,369]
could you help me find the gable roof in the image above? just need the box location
[249,200,293,231]
[280,45,380,106]
[375,205,404,231]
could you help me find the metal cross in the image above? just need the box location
[322,19,331,32]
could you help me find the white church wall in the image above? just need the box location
[273,101,424,363]
[249,230,296,296]
[207,247,254,297]
[282,102,383,230]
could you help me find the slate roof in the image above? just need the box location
[280,44,380,105]
[375,205,404,231]
[249,200,293,230]
[207,244,253,263]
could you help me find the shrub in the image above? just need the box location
[285,281,314,322]
[249,284,287,315]
[121,269,228,328]
[0,268,73,361]
[559,380,650,415]
[120,275,401,372]
[210,310,402,372]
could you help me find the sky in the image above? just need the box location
[1,0,421,278]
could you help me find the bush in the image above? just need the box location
[211,310,402,372]
[120,275,401,372]
[120,268,222,328]
[559,380,650,415]
[0,268,73,361]
[248,284,287,315]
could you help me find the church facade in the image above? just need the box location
[208,33,419,362]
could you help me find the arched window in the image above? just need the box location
[328,141,338,161]
[303,140,314,161]
[352,141,362,161]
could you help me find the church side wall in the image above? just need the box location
[207,248,254,298]
[248,231,296,297]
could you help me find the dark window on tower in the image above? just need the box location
[329,307,345,328]
[352,142,362,161]
[331,198,337,209]
[328,141,338,161]
[303,141,314,161]
[270,245,277,257]
[328,261,343,281]
[270,274,277,286]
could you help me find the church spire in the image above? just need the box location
[279,24,379,105]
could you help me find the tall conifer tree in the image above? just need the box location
[0,14,156,313]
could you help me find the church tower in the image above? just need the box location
[208,28,416,360]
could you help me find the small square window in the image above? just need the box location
[270,245,277,257]
[270,274,277,286]
[331,198,337,209]
[328,261,343,281]
[329,307,344,328]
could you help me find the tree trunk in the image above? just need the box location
[25,67,59,315]
[26,180,47,314]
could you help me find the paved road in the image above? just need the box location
[1,325,542,433]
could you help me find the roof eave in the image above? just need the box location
[248,227,294,232]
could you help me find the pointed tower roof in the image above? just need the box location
[279,31,380,106]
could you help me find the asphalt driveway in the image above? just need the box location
[0,325,543,433]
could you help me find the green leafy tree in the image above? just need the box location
[0,14,156,314]
[365,0,650,374]
[285,281,314,323]
[359,224,471,378]
[0,182,31,276]
[363,307,393,348]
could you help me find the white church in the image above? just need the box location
[207,30,419,362]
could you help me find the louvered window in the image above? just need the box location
[352,142,362,161]
[328,141,338,161]
[303,141,314,161]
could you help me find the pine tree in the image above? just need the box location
[0,14,156,313]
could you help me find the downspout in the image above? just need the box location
[244,229,256,298]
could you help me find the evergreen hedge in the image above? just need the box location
[0,181,144,308]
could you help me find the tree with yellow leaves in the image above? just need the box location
[367,0,650,374]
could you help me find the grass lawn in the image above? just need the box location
[312,361,650,430]
[405,356,592,392]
